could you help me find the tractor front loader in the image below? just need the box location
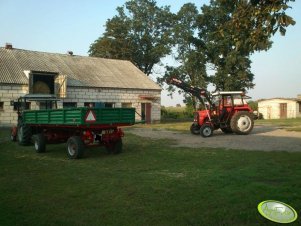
[168,78,254,137]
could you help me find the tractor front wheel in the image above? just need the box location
[230,111,254,135]
[200,124,213,138]
[67,136,85,159]
[33,133,46,153]
[190,123,200,135]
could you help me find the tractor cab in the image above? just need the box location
[11,94,61,115]
[211,91,252,121]
[10,94,61,142]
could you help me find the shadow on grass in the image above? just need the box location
[1,129,301,225]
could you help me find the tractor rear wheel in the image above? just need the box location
[106,139,123,154]
[33,133,46,153]
[67,136,85,159]
[200,124,213,138]
[230,111,254,135]
[190,123,200,135]
[17,124,31,145]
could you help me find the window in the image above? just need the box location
[223,96,232,106]
[12,101,30,111]
[0,102,4,111]
[84,102,95,107]
[38,101,54,110]
[122,103,132,108]
[233,94,244,106]
[84,102,115,108]
[63,102,77,108]
[299,103,301,113]
[105,103,115,108]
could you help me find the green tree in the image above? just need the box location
[158,3,207,110]
[247,100,258,111]
[89,0,173,75]
[196,0,295,91]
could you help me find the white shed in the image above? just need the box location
[258,98,301,119]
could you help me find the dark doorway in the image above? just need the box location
[141,103,151,124]
[280,103,287,119]
[31,72,56,94]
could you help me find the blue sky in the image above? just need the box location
[0,0,300,106]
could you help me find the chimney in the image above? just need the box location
[67,51,73,56]
[297,94,301,100]
[5,43,13,49]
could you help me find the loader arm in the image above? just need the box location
[167,78,213,108]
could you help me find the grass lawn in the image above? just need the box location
[255,118,301,132]
[0,126,300,226]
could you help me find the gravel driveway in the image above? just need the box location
[129,125,301,152]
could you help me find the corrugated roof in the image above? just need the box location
[0,47,161,90]
[258,98,301,102]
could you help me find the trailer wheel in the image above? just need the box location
[221,127,233,134]
[33,134,46,153]
[67,136,85,159]
[200,124,213,138]
[106,139,123,154]
[17,124,31,145]
[230,111,254,135]
[190,123,200,135]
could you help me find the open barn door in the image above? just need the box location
[55,74,67,98]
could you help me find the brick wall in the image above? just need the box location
[0,84,161,127]
[63,87,161,123]
[0,84,28,126]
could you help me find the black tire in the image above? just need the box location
[106,139,123,154]
[33,133,46,153]
[190,123,200,135]
[200,124,213,138]
[221,127,233,134]
[230,111,254,135]
[67,136,85,159]
[17,124,31,145]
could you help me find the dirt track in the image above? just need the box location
[129,125,301,152]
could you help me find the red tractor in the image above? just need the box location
[168,78,254,137]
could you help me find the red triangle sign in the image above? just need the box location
[85,110,96,122]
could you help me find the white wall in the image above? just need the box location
[258,99,299,119]
[64,87,161,122]
[0,84,28,127]
[0,84,161,126]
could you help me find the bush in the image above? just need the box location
[161,106,193,122]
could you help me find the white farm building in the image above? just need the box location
[0,44,161,127]
[258,97,301,119]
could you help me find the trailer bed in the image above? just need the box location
[23,107,135,126]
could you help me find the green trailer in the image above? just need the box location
[11,94,136,159]
[23,107,135,126]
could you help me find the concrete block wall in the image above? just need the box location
[0,84,161,126]
[0,84,28,126]
[258,99,299,119]
[63,87,161,122]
